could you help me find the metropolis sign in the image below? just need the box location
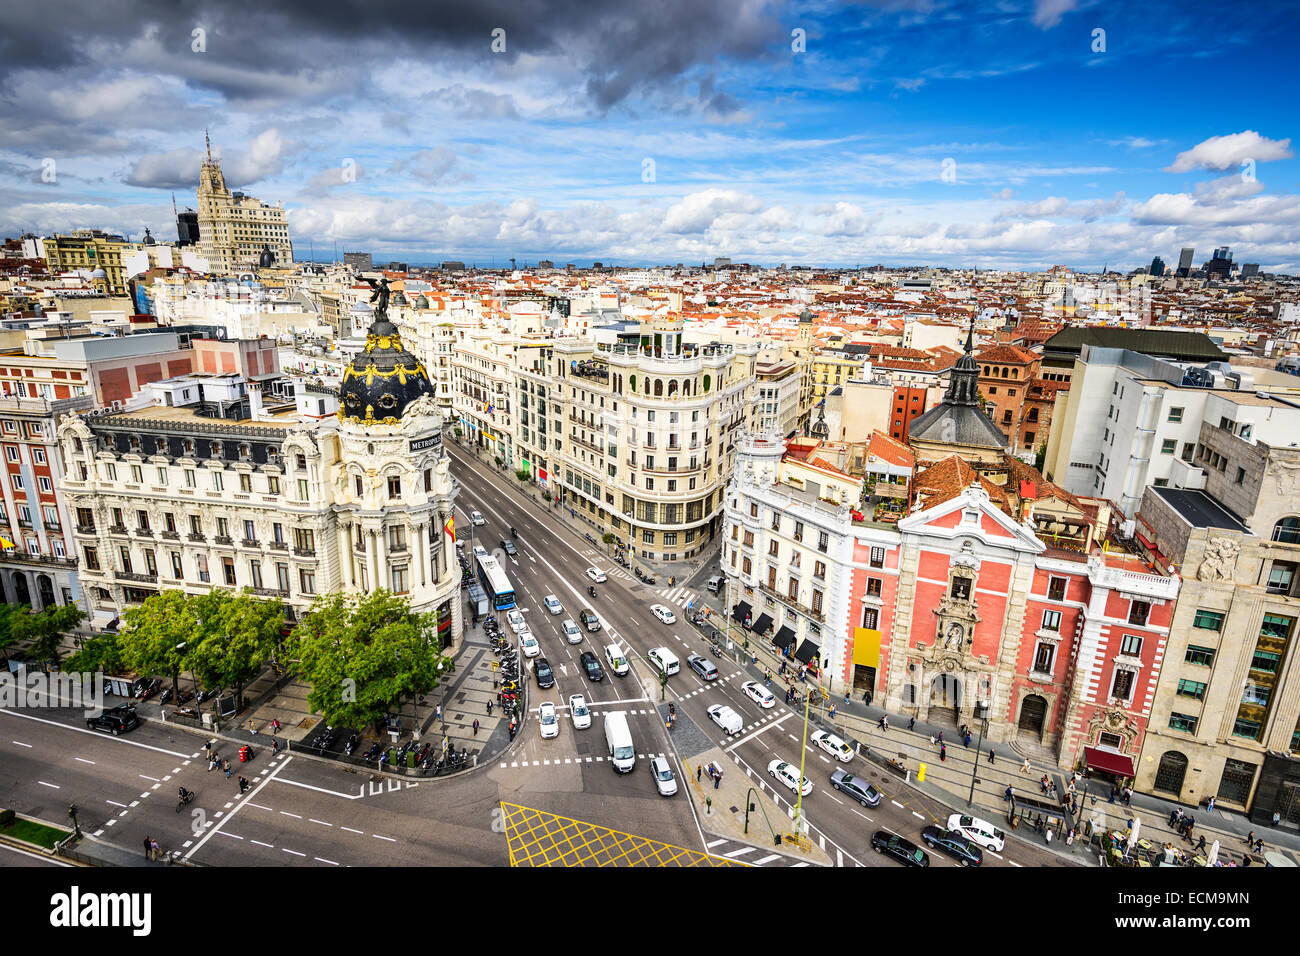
[409,433,443,454]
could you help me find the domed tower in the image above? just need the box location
[332,278,461,648]
[258,243,276,268]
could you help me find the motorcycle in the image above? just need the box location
[510,527,517,538]
[344,734,358,756]
[136,678,162,701]
[159,687,175,705]
[588,585,597,597]
[363,743,383,761]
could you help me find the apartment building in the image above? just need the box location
[1134,429,1300,823]
[59,307,461,643]
[28,231,140,296]
[753,358,801,437]
[550,313,757,563]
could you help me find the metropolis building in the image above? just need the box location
[59,295,462,648]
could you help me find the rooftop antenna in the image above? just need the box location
[204,129,212,163]
[172,192,178,219]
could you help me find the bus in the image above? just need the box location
[476,553,516,610]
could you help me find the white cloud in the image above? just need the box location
[1032,0,1077,29]
[1165,130,1293,172]
[661,188,763,234]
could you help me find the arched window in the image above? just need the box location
[667,379,678,396]
[1274,517,1300,544]
[1000,367,1008,378]
[654,379,663,397]
[1153,751,1188,795]
[629,374,636,393]
[702,374,711,393]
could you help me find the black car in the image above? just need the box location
[921,826,983,866]
[830,769,882,808]
[86,705,140,736]
[578,651,604,681]
[871,830,930,867]
[500,540,518,556]
[534,657,556,689]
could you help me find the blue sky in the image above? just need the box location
[0,0,1297,270]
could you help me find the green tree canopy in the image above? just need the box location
[118,590,202,695]
[9,604,85,669]
[186,589,283,707]
[287,589,446,730]
[63,631,126,676]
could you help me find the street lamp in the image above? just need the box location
[966,702,988,806]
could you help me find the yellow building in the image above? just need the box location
[40,231,139,295]
[197,140,293,275]
[810,352,862,409]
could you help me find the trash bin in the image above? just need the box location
[387,747,398,765]
[406,750,416,768]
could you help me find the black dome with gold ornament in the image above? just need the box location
[338,289,433,426]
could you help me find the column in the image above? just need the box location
[374,528,388,593]
[366,527,378,593]
[337,524,352,588]
[416,522,427,588]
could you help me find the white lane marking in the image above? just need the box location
[38,780,60,789]
[12,741,33,748]
[825,792,843,805]
[139,774,160,782]
[216,831,244,840]
[184,754,293,861]
[283,848,306,857]
[891,800,905,809]
[629,618,639,625]
[246,803,271,811]
[1010,859,1022,867]
[753,854,780,865]
[309,819,332,827]
[106,800,128,808]
[705,838,727,848]
[912,811,925,819]
[251,840,274,848]
[341,826,363,835]
[268,776,362,800]
[373,834,396,842]
[280,811,302,819]
[0,708,191,757]
[315,857,339,865]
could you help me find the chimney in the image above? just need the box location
[248,381,267,421]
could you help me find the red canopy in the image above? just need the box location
[1083,746,1135,778]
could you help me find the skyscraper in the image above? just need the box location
[196,135,293,275]
[1149,256,1166,277]
[1176,247,1195,276]
[1213,245,1232,261]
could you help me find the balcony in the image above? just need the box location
[76,523,96,535]
[115,570,158,583]
[108,525,128,536]
[241,538,259,549]
[293,547,316,558]
[268,540,288,551]
[0,551,77,568]
[756,580,825,622]
[187,533,206,543]
[135,527,154,538]
[248,587,289,598]
[213,535,234,546]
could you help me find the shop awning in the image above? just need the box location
[732,601,752,625]
[794,639,820,665]
[751,613,773,636]
[772,625,796,650]
[1083,746,1136,778]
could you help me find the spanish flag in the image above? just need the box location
[444,515,455,541]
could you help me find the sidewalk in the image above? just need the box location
[687,598,1300,867]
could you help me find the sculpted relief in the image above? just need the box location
[1196,536,1239,583]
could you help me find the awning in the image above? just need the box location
[772,625,796,650]
[751,613,773,636]
[794,639,820,665]
[1083,746,1136,778]
[732,601,752,625]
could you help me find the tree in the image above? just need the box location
[9,604,85,670]
[287,589,447,730]
[186,590,283,710]
[118,590,200,699]
[0,602,17,661]
[64,631,126,676]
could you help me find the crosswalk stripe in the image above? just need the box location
[706,839,727,848]
[753,854,780,865]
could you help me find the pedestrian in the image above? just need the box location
[1207,796,1216,813]
[472,719,479,736]
[1108,785,1117,803]
[435,704,443,723]
[829,704,837,719]
[1245,830,1255,846]
[940,744,946,762]
[1021,758,1032,775]
[697,765,702,782]
[207,755,216,772]
[239,776,249,794]
[1122,787,1132,806]
[929,734,937,747]
[1196,835,1207,853]
[963,730,971,748]
[487,700,493,717]
[937,731,944,746]
[907,716,916,731]
[1045,827,1054,844]
[713,771,720,791]
[844,691,850,705]
[1272,811,1282,828]
[249,719,257,735]
[987,748,995,765]
[271,738,279,755]
[144,836,153,861]
[1254,838,1264,854]
[1169,808,1180,828]
[1004,785,1014,802]
[150,838,160,860]
[272,718,280,734]
[223,759,232,779]
[1067,827,1076,847]
[878,716,887,730]
[882,715,889,730]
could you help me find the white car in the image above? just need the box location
[543,595,563,615]
[538,701,559,739]
[561,619,582,644]
[947,814,1007,853]
[470,511,486,526]
[585,567,607,583]
[650,604,676,624]
[768,759,813,797]
[520,633,540,658]
[741,680,776,709]
[506,609,527,633]
[650,756,678,797]
[707,704,743,735]
[569,694,591,730]
[812,730,854,763]
[604,643,629,676]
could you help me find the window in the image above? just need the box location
[184,468,196,488]
[1128,601,1150,626]
[387,475,401,499]
[866,577,882,598]
[276,563,290,592]
[211,471,223,492]
[239,472,252,493]
[771,514,781,532]
[243,519,256,542]
[742,556,752,575]
[299,569,316,594]
[1153,479,1169,487]
[170,552,183,579]
[1110,669,1135,701]
[1120,633,1143,656]
[1168,407,1184,423]
[817,531,829,553]
[10,473,22,490]
[3,446,16,462]
[1033,641,1055,675]
[743,530,754,548]
[1185,645,1215,666]
[1181,442,1195,461]
[1267,562,1296,594]
[391,566,409,593]
[1176,679,1207,700]
[811,589,823,614]
[268,475,280,495]
[83,547,100,571]
[750,503,758,518]
[950,577,972,600]
[1041,610,1062,632]
[1047,576,1066,601]
[1160,439,1177,455]
[1169,712,1198,734]
[129,466,142,484]
[298,479,309,501]
[768,540,779,557]
[814,560,827,579]
[222,557,236,585]
[793,521,804,542]
[1193,609,1224,631]
[249,560,263,589]
[870,546,885,568]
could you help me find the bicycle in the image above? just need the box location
[175,792,195,813]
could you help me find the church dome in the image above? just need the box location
[339,291,433,426]
[414,294,429,309]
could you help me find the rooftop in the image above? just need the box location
[1151,486,1248,532]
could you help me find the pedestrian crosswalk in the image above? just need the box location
[500,750,670,770]
[702,837,814,866]
[657,586,698,609]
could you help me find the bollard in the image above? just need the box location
[706,796,712,815]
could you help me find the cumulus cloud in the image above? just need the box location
[389,147,469,185]
[661,189,763,234]
[125,128,290,189]
[1165,130,1293,172]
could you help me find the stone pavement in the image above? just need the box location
[687,595,1300,867]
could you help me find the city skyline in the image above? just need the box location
[1,1,1297,271]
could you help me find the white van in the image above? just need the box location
[706,575,723,593]
[604,644,629,676]
[707,704,743,735]
[647,647,680,676]
[604,711,636,773]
